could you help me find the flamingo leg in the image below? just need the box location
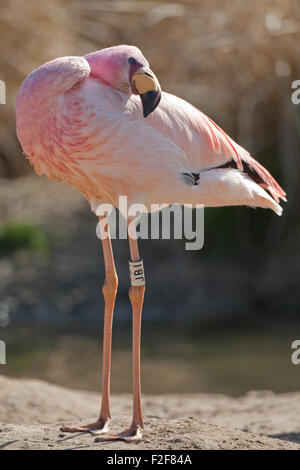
[61,216,117,434]
[95,217,144,443]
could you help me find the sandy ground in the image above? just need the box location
[1,375,300,450]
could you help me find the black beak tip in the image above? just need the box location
[141,90,161,118]
[143,109,151,118]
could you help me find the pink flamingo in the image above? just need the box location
[16,45,286,442]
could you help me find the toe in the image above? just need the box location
[60,425,86,433]
[94,425,143,443]
[60,419,110,434]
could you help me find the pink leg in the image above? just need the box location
[95,218,144,442]
[61,216,117,434]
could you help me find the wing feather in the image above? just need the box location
[143,92,286,203]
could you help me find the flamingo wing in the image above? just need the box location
[136,92,286,204]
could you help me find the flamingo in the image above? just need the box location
[16,45,286,442]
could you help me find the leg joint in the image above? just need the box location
[102,274,118,298]
[129,285,145,305]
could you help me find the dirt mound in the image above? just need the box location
[0,375,299,450]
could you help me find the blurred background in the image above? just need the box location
[0,0,300,396]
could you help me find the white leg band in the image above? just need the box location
[129,259,145,286]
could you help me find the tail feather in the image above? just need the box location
[242,153,286,203]
[226,137,286,203]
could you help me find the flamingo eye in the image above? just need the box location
[128,57,138,65]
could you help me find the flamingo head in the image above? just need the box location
[84,45,161,117]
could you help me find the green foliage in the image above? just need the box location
[0,222,49,255]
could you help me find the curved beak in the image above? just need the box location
[131,67,161,118]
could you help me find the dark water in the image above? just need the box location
[1,318,300,396]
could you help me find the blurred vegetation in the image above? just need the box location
[0,222,49,255]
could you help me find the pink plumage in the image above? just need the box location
[16,45,285,216]
[15,45,287,442]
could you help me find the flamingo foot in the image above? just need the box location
[94,424,143,443]
[60,418,110,434]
